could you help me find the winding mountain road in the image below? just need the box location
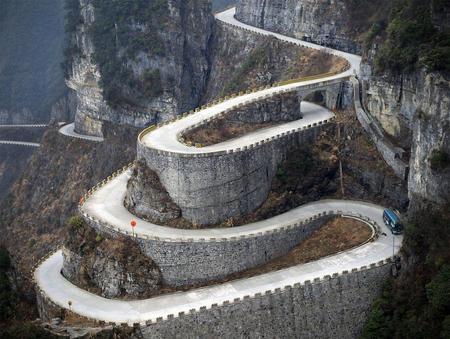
[34,7,401,326]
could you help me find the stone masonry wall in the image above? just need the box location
[36,260,392,338]
[137,121,328,226]
[83,211,334,287]
[140,263,391,338]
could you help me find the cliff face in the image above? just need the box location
[235,0,450,208]
[360,23,450,208]
[67,0,214,137]
[62,218,161,299]
[235,0,359,53]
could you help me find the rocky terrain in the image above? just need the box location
[62,216,161,299]
[204,23,348,101]
[362,62,450,210]
[234,0,450,213]
[0,123,139,295]
[124,159,181,223]
[235,0,391,54]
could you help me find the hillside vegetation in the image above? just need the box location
[362,205,450,338]
[374,0,450,74]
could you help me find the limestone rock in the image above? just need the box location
[361,60,450,207]
[235,0,360,53]
[124,160,181,224]
[62,218,162,299]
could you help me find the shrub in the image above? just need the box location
[362,205,450,338]
[429,149,450,170]
[67,215,84,230]
[141,69,163,98]
[374,0,450,74]
[0,247,15,321]
[426,265,450,312]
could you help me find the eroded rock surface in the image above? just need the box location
[235,0,360,53]
[62,217,162,299]
[124,160,181,224]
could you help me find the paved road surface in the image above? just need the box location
[59,123,104,142]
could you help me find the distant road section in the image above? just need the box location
[59,123,104,142]
[0,140,40,147]
[0,124,47,128]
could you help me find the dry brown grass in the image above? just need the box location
[184,120,283,146]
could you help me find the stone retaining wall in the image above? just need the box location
[83,210,338,287]
[36,258,392,339]
[139,262,391,339]
[138,122,328,226]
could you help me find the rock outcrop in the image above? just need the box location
[62,217,162,299]
[124,160,181,224]
[67,0,214,137]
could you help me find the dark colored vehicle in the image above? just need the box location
[383,208,403,235]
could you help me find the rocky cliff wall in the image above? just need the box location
[204,20,350,102]
[361,65,450,207]
[235,0,360,53]
[67,0,214,137]
[61,219,162,299]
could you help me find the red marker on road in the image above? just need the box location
[131,220,137,236]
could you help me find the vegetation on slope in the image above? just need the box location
[63,0,168,107]
[218,36,347,97]
[373,0,450,74]
[0,247,55,338]
[362,205,450,339]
